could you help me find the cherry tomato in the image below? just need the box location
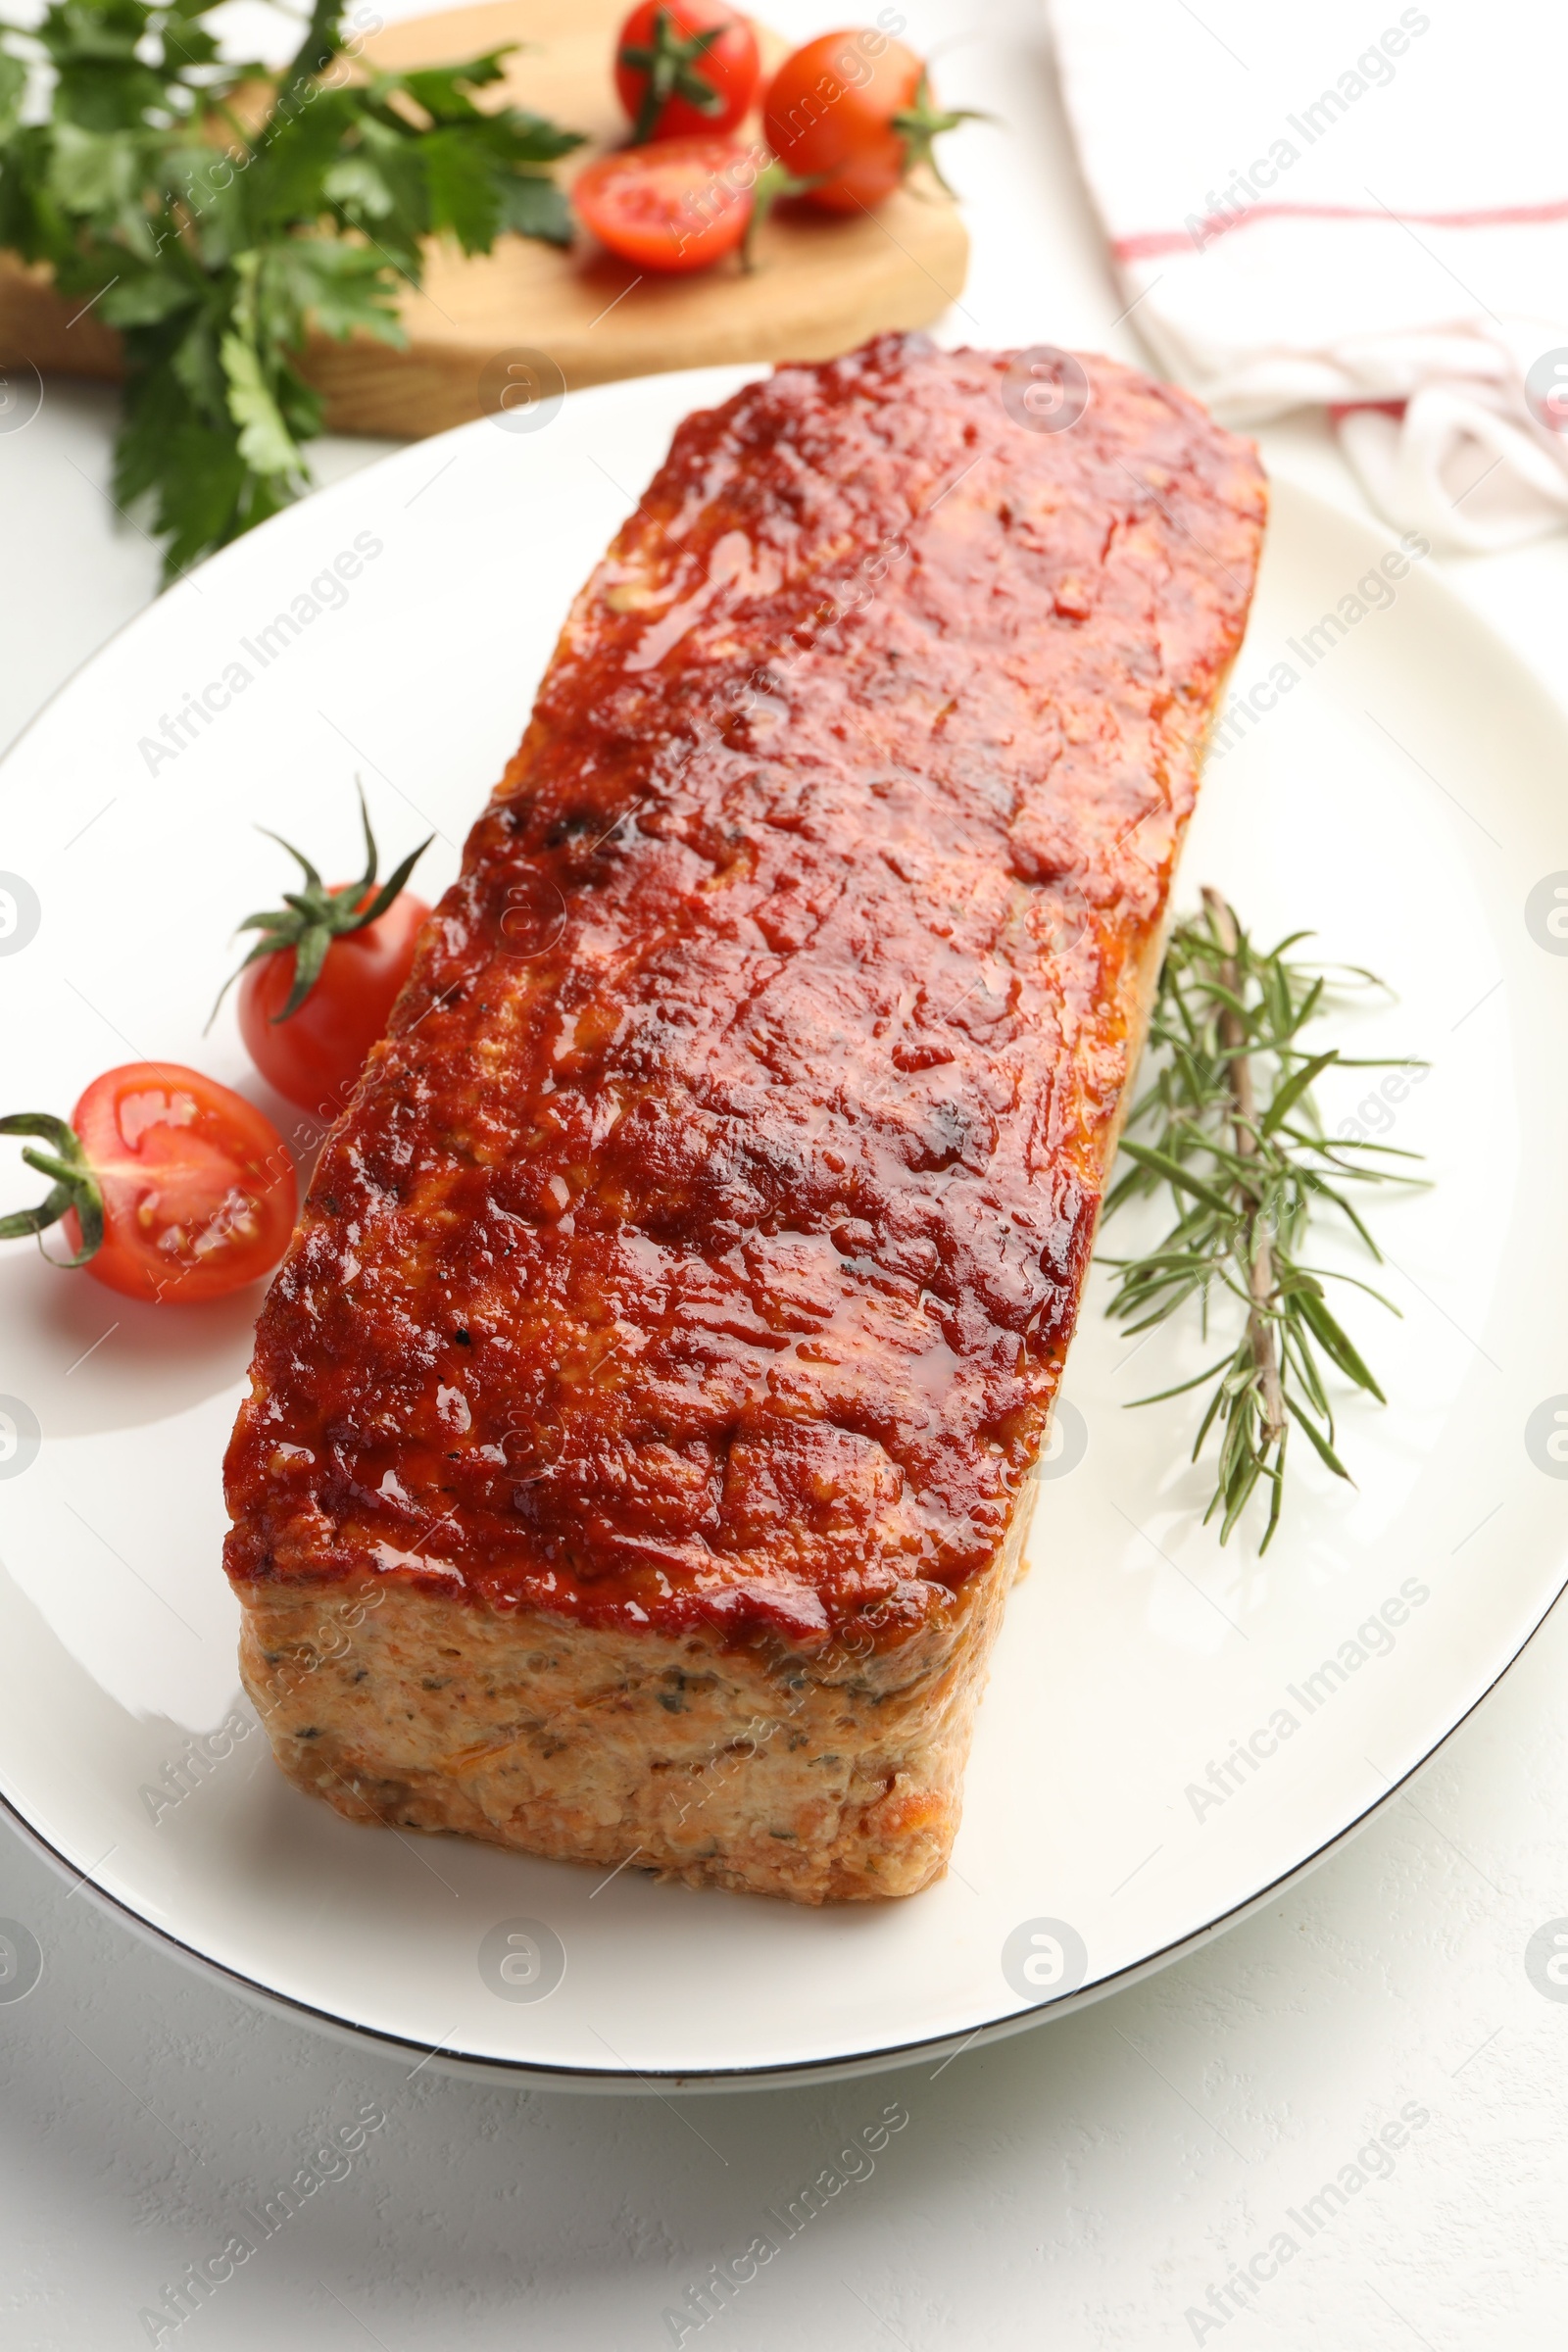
[763,31,974,213]
[0,1066,298,1303]
[217,789,432,1114]
[614,2,760,143]
[574,136,756,272]
[237,887,428,1114]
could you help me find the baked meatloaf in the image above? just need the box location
[224,335,1265,1903]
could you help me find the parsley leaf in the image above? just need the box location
[0,0,584,576]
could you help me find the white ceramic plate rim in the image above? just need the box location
[1,1579,1553,2094]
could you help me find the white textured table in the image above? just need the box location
[5,4,1568,2345]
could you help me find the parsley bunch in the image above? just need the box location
[0,0,583,575]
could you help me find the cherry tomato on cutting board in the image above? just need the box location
[614,2,760,143]
[215,787,431,1113]
[763,31,982,213]
[574,136,757,272]
[0,1066,298,1303]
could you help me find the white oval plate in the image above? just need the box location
[2,367,1564,2090]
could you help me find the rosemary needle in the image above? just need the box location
[1098,889,1427,1552]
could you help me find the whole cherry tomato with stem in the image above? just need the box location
[213,786,431,1114]
[763,31,985,213]
[614,1,760,143]
[0,1066,298,1303]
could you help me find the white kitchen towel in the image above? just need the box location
[1047,0,1568,549]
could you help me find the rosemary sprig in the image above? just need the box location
[1099,889,1426,1552]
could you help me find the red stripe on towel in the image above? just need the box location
[1114,194,1568,263]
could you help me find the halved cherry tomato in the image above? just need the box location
[614,2,760,143]
[0,1066,298,1303]
[237,888,428,1114]
[574,136,756,272]
[763,31,978,213]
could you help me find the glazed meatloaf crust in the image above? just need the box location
[224,335,1266,1903]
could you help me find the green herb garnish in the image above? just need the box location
[0,0,584,577]
[1099,889,1426,1552]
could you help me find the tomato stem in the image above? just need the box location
[740,159,823,270]
[210,780,432,1028]
[619,8,732,144]
[890,70,991,199]
[0,1113,105,1266]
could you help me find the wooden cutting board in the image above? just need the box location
[0,0,968,439]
